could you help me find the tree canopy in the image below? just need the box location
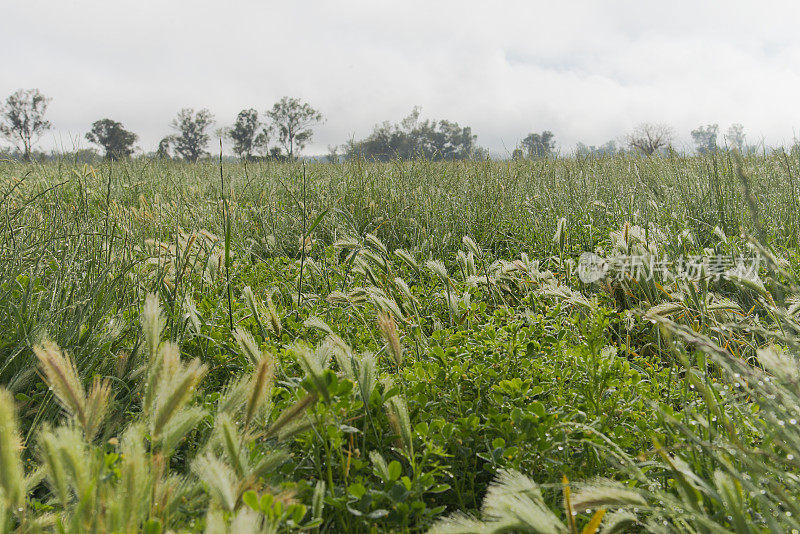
[344,107,481,161]
[725,123,745,152]
[0,89,52,161]
[691,123,718,154]
[85,119,138,160]
[626,123,674,156]
[222,109,270,159]
[517,131,556,158]
[169,108,214,162]
[267,97,324,160]
[575,140,619,157]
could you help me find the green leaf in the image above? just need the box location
[414,421,429,436]
[388,461,402,481]
[348,483,366,499]
[305,208,330,238]
[292,504,307,523]
[243,490,259,511]
[143,519,162,534]
[529,401,546,418]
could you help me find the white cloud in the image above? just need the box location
[1,0,799,155]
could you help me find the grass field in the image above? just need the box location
[2,153,800,532]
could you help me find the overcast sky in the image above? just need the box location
[2,0,800,156]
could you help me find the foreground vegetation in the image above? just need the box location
[2,153,800,532]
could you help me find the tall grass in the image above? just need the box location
[2,152,800,531]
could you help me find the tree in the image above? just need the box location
[691,123,718,154]
[575,140,618,156]
[725,123,746,152]
[266,97,324,159]
[222,108,270,159]
[169,108,214,162]
[155,137,172,159]
[345,119,412,161]
[254,129,270,157]
[326,144,341,163]
[520,131,556,158]
[63,148,101,164]
[416,118,478,160]
[626,123,674,156]
[85,119,138,160]
[0,89,52,161]
[344,107,479,161]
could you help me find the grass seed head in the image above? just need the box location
[385,396,413,456]
[426,260,449,284]
[462,235,481,257]
[244,357,274,429]
[34,341,88,432]
[141,293,165,359]
[266,290,282,338]
[394,249,420,273]
[377,312,403,367]
[0,389,24,511]
[233,328,264,366]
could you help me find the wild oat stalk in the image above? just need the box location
[242,285,265,335]
[148,343,207,441]
[0,389,24,513]
[377,312,403,368]
[266,289,282,338]
[293,343,330,402]
[34,341,112,441]
[34,341,86,426]
[263,393,318,441]
[233,327,266,366]
[244,357,274,431]
[141,292,165,360]
[193,453,238,512]
[395,249,420,273]
[385,395,413,457]
[430,469,633,534]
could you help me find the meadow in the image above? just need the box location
[2,152,800,532]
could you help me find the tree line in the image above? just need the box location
[0,88,763,162]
